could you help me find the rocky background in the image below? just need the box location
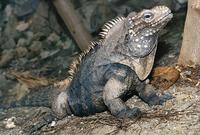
[0,0,200,135]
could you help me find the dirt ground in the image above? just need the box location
[0,84,200,135]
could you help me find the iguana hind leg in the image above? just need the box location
[52,91,72,119]
[103,77,141,118]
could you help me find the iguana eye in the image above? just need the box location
[142,11,154,22]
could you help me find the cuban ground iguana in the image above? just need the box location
[7,6,173,120]
[52,5,173,119]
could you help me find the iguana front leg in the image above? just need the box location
[136,82,173,106]
[103,77,141,118]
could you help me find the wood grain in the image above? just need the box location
[178,0,200,65]
[52,0,92,51]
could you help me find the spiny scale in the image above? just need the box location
[67,40,102,79]
[99,16,125,38]
[67,16,124,81]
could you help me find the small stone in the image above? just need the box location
[2,38,16,49]
[5,5,12,18]
[40,49,59,59]
[145,79,150,84]
[16,21,31,32]
[15,47,28,58]
[56,41,70,50]
[184,70,192,76]
[164,100,173,109]
[50,121,56,127]
[0,49,15,67]
[13,0,39,19]
[29,41,43,54]
[25,31,34,41]
[47,33,60,43]
[168,54,175,58]
[39,51,49,59]
[0,90,2,97]
[33,32,46,41]
[17,38,28,47]
[0,73,15,91]
[4,117,16,129]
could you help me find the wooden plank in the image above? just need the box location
[178,0,200,65]
[52,0,92,51]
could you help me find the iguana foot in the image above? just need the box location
[146,92,174,106]
[136,84,174,106]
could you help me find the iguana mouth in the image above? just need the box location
[151,11,173,26]
[159,12,173,22]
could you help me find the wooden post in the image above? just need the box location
[52,0,92,51]
[178,0,200,65]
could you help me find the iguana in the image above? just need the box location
[6,5,173,126]
[51,5,173,119]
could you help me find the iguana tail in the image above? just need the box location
[1,85,60,109]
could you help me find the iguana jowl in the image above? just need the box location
[52,6,173,118]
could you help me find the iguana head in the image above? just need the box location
[124,6,173,57]
[96,6,173,80]
[68,6,173,81]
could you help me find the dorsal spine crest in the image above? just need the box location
[67,40,102,80]
[99,16,125,38]
[66,16,125,82]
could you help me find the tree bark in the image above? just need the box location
[52,0,92,51]
[178,0,200,65]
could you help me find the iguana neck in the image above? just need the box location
[93,20,158,80]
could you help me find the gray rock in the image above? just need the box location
[30,1,51,35]
[40,49,60,59]
[25,31,34,43]
[3,13,18,40]
[32,32,46,41]
[1,38,16,50]
[12,0,39,19]
[16,21,30,32]
[0,90,2,97]
[0,73,16,101]
[16,38,28,47]
[0,49,15,67]
[47,33,60,43]
[4,5,12,19]
[15,47,28,58]
[56,41,70,50]
[48,9,62,34]
[176,0,187,4]
[29,41,43,55]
